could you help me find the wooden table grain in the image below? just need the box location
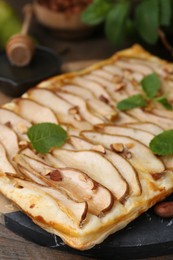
[0,1,173,259]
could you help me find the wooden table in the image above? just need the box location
[0,1,173,259]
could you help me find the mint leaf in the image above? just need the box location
[155,96,173,110]
[141,73,161,99]
[27,123,67,154]
[117,94,147,111]
[150,130,173,155]
[135,0,159,44]
[105,1,130,45]
[159,0,172,26]
[81,0,112,26]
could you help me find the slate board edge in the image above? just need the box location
[3,208,173,259]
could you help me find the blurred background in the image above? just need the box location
[2,0,173,66]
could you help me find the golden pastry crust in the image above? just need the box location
[0,44,173,250]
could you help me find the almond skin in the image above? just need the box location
[49,170,62,181]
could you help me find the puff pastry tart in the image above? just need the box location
[0,44,173,250]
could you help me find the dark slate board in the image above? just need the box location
[0,46,61,97]
[3,194,173,259]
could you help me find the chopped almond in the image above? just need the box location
[123,150,132,159]
[126,143,134,149]
[131,79,139,87]
[19,140,28,149]
[115,83,125,91]
[74,113,83,121]
[49,170,62,182]
[99,95,109,104]
[152,171,167,180]
[17,122,28,134]
[68,106,79,115]
[5,121,12,128]
[111,143,124,153]
[113,75,123,83]
[163,65,173,74]
[92,145,106,154]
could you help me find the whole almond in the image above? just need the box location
[154,201,173,218]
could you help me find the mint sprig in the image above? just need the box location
[141,73,161,99]
[135,0,159,44]
[27,123,67,154]
[150,130,173,155]
[117,94,147,111]
[155,96,173,110]
[117,73,172,111]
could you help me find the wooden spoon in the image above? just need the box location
[6,4,35,67]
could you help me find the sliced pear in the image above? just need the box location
[115,60,153,75]
[114,112,137,124]
[15,153,113,216]
[124,80,140,96]
[0,174,87,227]
[13,98,58,124]
[123,71,143,82]
[128,58,166,77]
[161,79,173,102]
[21,147,70,170]
[161,156,173,169]
[105,149,141,196]
[83,74,122,102]
[81,131,165,174]
[38,185,88,227]
[56,113,93,131]
[92,69,117,81]
[0,124,19,162]
[114,89,129,102]
[27,88,92,130]
[72,76,113,104]
[18,164,46,185]
[127,108,173,130]
[0,143,16,174]
[95,124,154,146]
[65,125,81,136]
[84,73,117,92]
[87,99,117,121]
[151,107,173,120]
[42,153,67,168]
[61,85,117,121]
[124,122,163,135]
[52,149,128,202]
[57,92,104,125]
[27,88,72,114]
[62,84,95,99]
[103,64,123,76]
[70,136,141,196]
[47,167,114,216]
[0,108,31,136]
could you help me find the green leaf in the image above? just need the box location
[117,94,147,111]
[141,73,161,99]
[105,1,130,45]
[155,96,173,110]
[27,123,67,154]
[135,0,159,44]
[81,0,112,26]
[159,0,172,26]
[150,130,173,155]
